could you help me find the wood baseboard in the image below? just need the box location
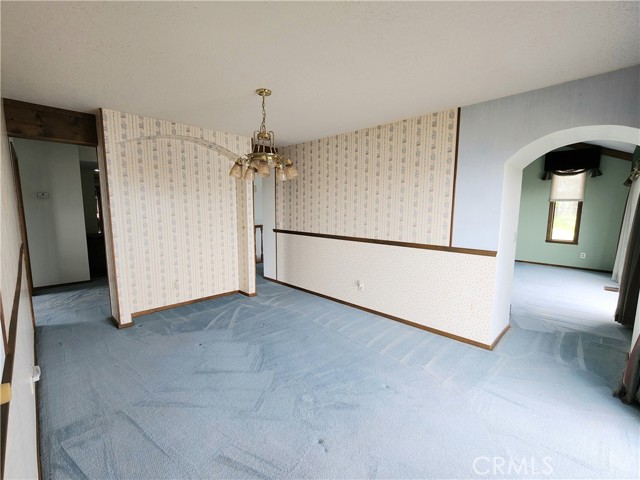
[109,316,133,329]
[516,260,612,274]
[263,276,498,350]
[32,279,91,294]
[490,324,510,349]
[131,290,240,319]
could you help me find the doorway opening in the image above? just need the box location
[254,176,264,279]
[10,138,107,295]
[494,125,640,390]
[515,142,633,318]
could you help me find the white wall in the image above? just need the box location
[454,66,640,251]
[4,262,39,480]
[278,233,497,345]
[0,102,39,480]
[262,175,277,278]
[12,138,90,287]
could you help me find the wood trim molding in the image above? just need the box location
[3,98,98,146]
[449,107,461,247]
[32,293,42,480]
[97,109,121,323]
[1,244,24,477]
[32,279,91,294]
[239,291,257,298]
[264,275,497,350]
[110,316,133,329]
[274,229,497,257]
[0,291,7,354]
[490,324,510,349]
[274,175,279,280]
[8,141,34,299]
[569,142,633,162]
[546,200,582,245]
[130,290,241,318]
[516,259,613,274]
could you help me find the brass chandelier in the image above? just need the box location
[229,88,298,182]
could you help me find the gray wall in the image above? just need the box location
[454,66,640,251]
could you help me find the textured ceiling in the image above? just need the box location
[1,1,638,146]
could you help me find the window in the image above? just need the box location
[546,172,586,244]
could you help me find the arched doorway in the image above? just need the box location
[492,125,640,343]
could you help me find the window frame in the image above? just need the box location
[546,200,583,245]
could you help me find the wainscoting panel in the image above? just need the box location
[101,110,253,324]
[279,109,458,246]
[277,232,496,345]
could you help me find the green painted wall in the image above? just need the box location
[516,154,629,271]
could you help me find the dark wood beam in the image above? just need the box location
[2,98,98,146]
[569,142,633,161]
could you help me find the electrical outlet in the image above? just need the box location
[579,252,586,259]
[356,280,364,291]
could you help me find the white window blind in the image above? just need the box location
[550,172,587,201]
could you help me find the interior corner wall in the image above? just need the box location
[100,109,252,324]
[275,109,501,346]
[454,65,640,252]
[516,155,630,271]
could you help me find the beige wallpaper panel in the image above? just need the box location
[101,110,253,324]
[278,109,458,246]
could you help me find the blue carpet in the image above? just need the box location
[34,264,640,479]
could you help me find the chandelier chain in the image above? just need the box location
[260,94,267,134]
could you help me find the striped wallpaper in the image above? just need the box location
[278,109,459,245]
[101,110,254,325]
